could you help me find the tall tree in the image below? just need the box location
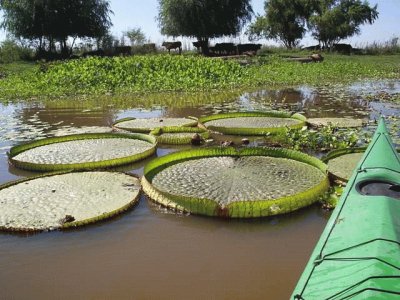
[158,0,253,54]
[0,0,112,57]
[309,0,378,49]
[248,0,313,49]
[125,28,146,46]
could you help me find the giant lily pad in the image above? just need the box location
[150,126,210,145]
[322,147,399,181]
[0,171,140,232]
[9,133,157,172]
[307,118,365,128]
[143,147,329,218]
[113,117,197,133]
[199,111,306,135]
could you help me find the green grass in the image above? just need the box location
[0,54,399,100]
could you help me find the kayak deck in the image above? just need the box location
[292,118,400,299]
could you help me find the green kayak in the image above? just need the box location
[292,117,400,299]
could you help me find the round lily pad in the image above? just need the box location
[307,118,365,128]
[143,147,329,218]
[150,126,210,145]
[199,111,306,135]
[113,117,198,133]
[0,171,141,232]
[8,133,157,172]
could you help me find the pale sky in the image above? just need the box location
[1,0,399,47]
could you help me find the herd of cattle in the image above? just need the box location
[162,41,262,56]
[80,41,359,58]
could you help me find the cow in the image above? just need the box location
[162,41,182,54]
[302,44,321,51]
[210,43,237,56]
[332,43,352,55]
[114,46,132,56]
[237,43,262,55]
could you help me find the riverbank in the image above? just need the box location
[0,54,399,100]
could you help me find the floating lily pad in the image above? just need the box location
[9,133,157,172]
[307,118,365,128]
[150,126,210,145]
[143,147,329,218]
[113,117,198,133]
[0,171,141,232]
[199,111,306,135]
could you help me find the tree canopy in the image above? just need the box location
[309,0,379,48]
[0,0,113,57]
[248,0,312,49]
[158,0,253,52]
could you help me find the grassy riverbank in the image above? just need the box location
[0,54,399,100]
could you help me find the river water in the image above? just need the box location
[0,81,399,299]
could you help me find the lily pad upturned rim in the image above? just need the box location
[8,132,157,172]
[0,171,141,232]
[198,111,306,136]
[150,126,210,145]
[113,117,198,133]
[142,147,329,218]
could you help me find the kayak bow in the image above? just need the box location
[292,117,400,299]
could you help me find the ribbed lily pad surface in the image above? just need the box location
[143,147,329,218]
[9,133,156,172]
[0,172,140,232]
[322,148,367,181]
[327,152,363,181]
[113,117,197,133]
[199,111,305,135]
[307,117,364,128]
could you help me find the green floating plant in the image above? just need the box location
[150,126,210,145]
[8,132,157,172]
[143,147,329,218]
[0,171,141,232]
[199,111,306,136]
[113,117,198,133]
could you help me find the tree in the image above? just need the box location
[309,0,378,49]
[0,0,113,57]
[158,0,253,54]
[248,0,313,49]
[125,28,146,46]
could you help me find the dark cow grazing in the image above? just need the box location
[162,41,182,54]
[114,46,132,56]
[193,40,208,52]
[82,49,105,58]
[302,44,321,51]
[210,43,237,56]
[237,44,262,55]
[332,43,352,55]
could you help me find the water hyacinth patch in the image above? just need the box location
[142,147,329,218]
[0,171,141,232]
[199,111,306,135]
[8,132,157,172]
[113,117,198,133]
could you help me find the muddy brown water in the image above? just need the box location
[1,81,399,299]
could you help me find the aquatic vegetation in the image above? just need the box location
[0,171,141,232]
[284,124,360,151]
[142,147,329,218]
[114,117,197,133]
[0,54,399,99]
[150,126,210,145]
[8,132,157,172]
[200,111,306,135]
